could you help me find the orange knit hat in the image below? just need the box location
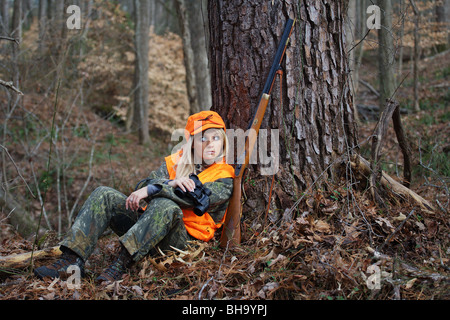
[184,111,226,140]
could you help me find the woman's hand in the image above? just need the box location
[168,177,195,193]
[126,187,148,211]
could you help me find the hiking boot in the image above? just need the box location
[96,246,133,283]
[34,247,85,280]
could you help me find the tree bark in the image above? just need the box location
[0,0,9,36]
[133,0,150,145]
[209,0,357,222]
[11,0,21,41]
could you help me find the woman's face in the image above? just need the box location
[193,129,224,165]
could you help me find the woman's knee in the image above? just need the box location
[92,186,114,195]
[146,198,183,217]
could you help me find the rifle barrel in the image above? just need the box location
[262,18,295,95]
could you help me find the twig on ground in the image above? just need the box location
[378,208,415,252]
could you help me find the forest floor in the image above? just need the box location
[0,22,449,300]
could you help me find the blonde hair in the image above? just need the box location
[175,128,229,179]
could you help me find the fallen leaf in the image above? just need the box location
[405,278,417,289]
[72,290,81,300]
[393,213,406,221]
[132,285,143,296]
[267,254,287,268]
[41,291,56,300]
[314,220,331,233]
[415,221,426,231]
[375,217,395,230]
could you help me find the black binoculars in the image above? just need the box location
[174,174,212,216]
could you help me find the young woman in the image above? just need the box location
[34,111,234,283]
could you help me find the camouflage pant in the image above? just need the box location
[60,186,190,262]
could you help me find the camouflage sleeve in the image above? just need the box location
[152,177,234,223]
[134,162,170,193]
[151,183,197,208]
[145,162,170,183]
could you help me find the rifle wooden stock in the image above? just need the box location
[219,19,295,248]
[220,95,270,248]
[220,175,243,247]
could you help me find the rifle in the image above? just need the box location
[220,19,295,248]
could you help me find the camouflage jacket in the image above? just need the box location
[139,162,234,223]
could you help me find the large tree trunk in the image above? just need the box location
[209,0,357,222]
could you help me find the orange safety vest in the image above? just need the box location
[165,151,235,241]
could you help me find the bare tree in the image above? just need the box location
[132,0,150,145]
[409,0,420,112]
[38,0,47,53]
[0,0,9,36]
[377,0,397,112]
[345,0,363,123]
[189,0,211,111]
[11,0,21,41]
[174,0,197,113]
[435,0,449,47]
[175,0,211,113]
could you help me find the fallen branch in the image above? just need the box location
[351,154,434,213]
[0,79,24,95]
[379,208,415,252]
[0,246,61,271]
[400,261,450,282]
[0,35,20,45]
[359,79,380,97]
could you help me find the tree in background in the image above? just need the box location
[377,0,397,112]
[174,0,211,114]
[132,0,150,145]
